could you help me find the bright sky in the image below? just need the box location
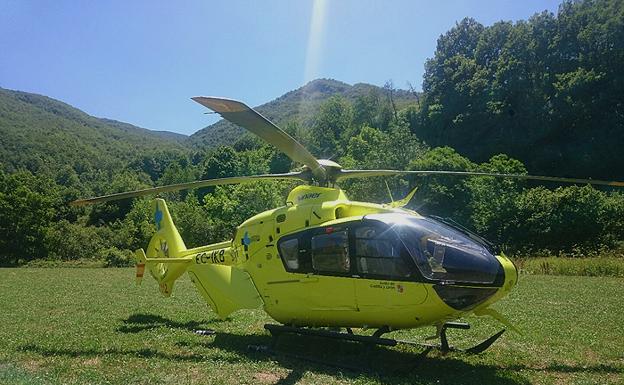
[0,0,560,135]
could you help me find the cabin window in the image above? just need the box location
[311,230,350,273]
[279,238,300,270]
[353,225,412,278]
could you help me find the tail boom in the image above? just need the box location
[133,198,261,318]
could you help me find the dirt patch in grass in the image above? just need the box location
[22,359,43,372]
[82,357,101,366]
[253,371,282,383]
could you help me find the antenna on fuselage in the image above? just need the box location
[384,180,395,205]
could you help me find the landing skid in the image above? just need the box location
[397,322,506,355]
[249,322,505,368]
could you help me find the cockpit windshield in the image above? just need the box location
[365,213,501,284]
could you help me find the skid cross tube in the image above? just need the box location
[441,322,470,353]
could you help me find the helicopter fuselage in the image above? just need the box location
[180,185,518,330]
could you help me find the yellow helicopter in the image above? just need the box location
[72,97,624,356]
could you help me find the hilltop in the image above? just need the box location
[187,78,419,148]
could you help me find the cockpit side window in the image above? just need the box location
[353,223,413,279]
[279,238,300,270]
[277,233,312,273]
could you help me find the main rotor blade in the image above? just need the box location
[336,169,624,187]
[70,172,307,206]
[192,97,326,181]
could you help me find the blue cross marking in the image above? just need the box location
[242,231,251,246]
[154,206,163,230]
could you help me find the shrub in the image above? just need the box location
[101,247,133,267]
[45,220,110,261]
[0,170,57,265]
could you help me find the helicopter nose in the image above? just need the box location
[498,254,518,294]
[469,254,518,311]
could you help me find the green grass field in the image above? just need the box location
[0,269,622,385]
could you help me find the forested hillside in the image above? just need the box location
[1,0,623,266]
[0,88,187,174]
[412,0,624,179]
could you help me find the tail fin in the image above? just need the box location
[134,199,191,297]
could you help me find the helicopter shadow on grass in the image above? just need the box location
[117,313,531,385]
[115,313,228,334]
[198,334,623,385]
[17,342,244,365]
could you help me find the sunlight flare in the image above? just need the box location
[303,0,328,83]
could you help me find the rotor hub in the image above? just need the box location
[309,159,343,186]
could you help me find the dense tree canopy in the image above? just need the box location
[414,0,624,180]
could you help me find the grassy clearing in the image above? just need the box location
[0,269,622,385]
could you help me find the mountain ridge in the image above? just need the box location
[0,87,186,175]
[0,79,419,176]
